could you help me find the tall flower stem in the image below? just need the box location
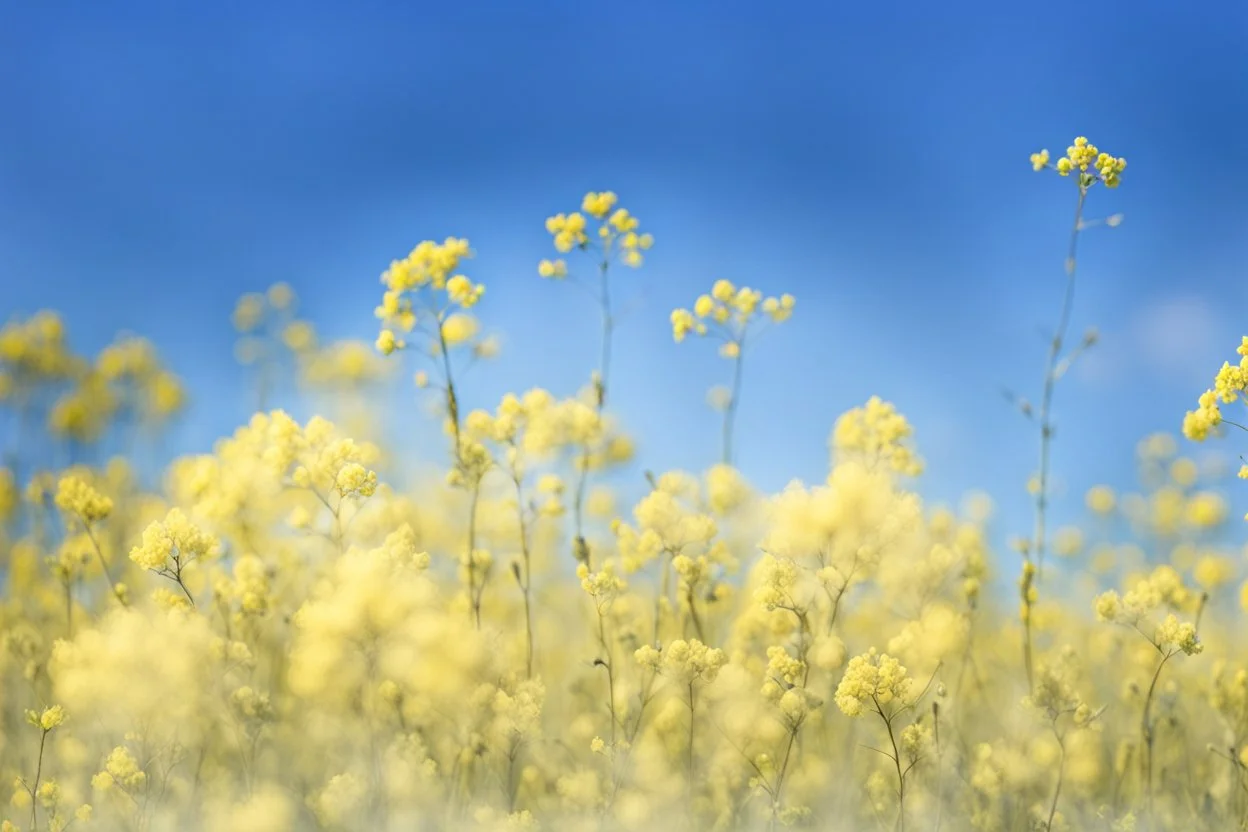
[511,473,535,678]
[596,257,612,410]
[571,256,614,570]
[722,336,745,466]
[1024,185,1088,693]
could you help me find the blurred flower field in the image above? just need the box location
[1,140,1247,832]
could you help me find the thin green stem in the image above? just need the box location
[1046,724,1067,831]
[1034,186,1087,573]
[596,608,617,745]
[83,522,123,603]
[437,316,462,459]
[1024,185,1088,693]
[722,340,745,466]
[30,728,47,830]
[1142,650,1176,826]
[467,483,484,629]
[570,257,614,570]
[686,682,697,816]
[513,473,535,678]
[597,258,612,410]
[879,705,907,832]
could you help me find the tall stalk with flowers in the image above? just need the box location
[374,237,494,625]
[671,279,795,466]
[538,191,653,567]
[1017,136,1127,691]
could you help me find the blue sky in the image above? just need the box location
[3,0,1247,545]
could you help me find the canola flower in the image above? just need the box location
[671,279,794,466]
[2,164,1248,832]
[537,192,653,571]
[1184,336,1248,520]
[1015,136,1126,696]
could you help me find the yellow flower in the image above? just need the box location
[334,462,378,500]
[446,274,485,309]
[441,313,480,346]
[130,508,218,573]
[54,476,113,525]
[537,259,567,279]
[581,191,618,219]
[375,329,403,356]
[231,293,265,332]
[1086,485,1116,515]
[267,282,295,310]
[1182,390,1222,441]
[835,649,912,717]
[24,704,66,731]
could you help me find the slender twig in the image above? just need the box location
[722,336,745,466]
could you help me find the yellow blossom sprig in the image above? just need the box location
[751,644,823,826]
[610,470,727,642]
[279,413,381,526]
[1183,336,1248,519]
[1095,568,1206,822]
[539,190,654,411]
[1029,136,1127,189]
[15,705,66,831]
[91,745,148,812]
[671,279,794,465]
[232,282,309,411]
[464,389,571,672]
[0,311,178,461]
[634,638,727,798]
[94,334,187,435]
[48,333,185,447]
[374,237,493,464]
[581,560,628,745]
[1020,651,1106,830]
[129,508,220,607]
[539,191,653,573]
[0,313,83,458]
[0,311,79,386]
[835,650,939,832]
[297,338,395,401]
[1016,134,1128,694]
[53,474,124,602]
[831,396,922,476]
[379,255,497,632]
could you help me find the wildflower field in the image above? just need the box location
[2,134,1248,832]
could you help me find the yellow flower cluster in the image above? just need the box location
[299,339,393,389]
[670,278,794,346]
[24,704,66,731]
[94,335,186,420]
[374,237,484,355]
[53,475,113,525]
[763,646,806,695]
[0,311,78,381]
[539,191,654,278]
[576,561,626,601]
[1031,136,1128,188]
[1185,337,1248,453]
[233,282,296,333]
[92,746,147,791]
[129,508,219,572]
[611,472,722,573]
[834,649,913,717]
[1,312,186,443]
[635,638,727,684]
[831,395,923,475]
[1095,566,1204,655]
